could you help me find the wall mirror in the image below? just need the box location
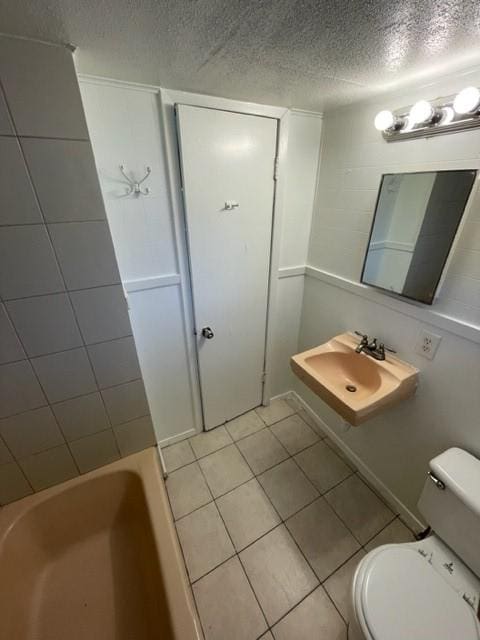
[361,170,477,304]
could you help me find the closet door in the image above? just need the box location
[176,104,277,429]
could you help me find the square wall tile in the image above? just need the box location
[0,437,13,465]
[0,462,32,505]
[21,139,106,222]
[0,88,13,135]
[240,525,318,625]
[20,444,78,491]
[198,445,252,498]
[189,425,233,459]
[32,347,97,403]
[176,502,234,582]
[70,429,119,473]
[0,225,64,299]
[114,415,155,456]
[52,392,110,441]
[166,462,212,520]
[7,293,82,357]
[0,406,64,458]
[87,336,140,388]
[193,557,267,640]
[0,137,42,225]
[49,222,120,290]
[216,478,280,551]
[0,360,46,419]
[258,459,318,519]
[0,304,25,364]
[70,285,131,344]
[162,440,195,472]
[0,37,88,139]
[101,379,149,425]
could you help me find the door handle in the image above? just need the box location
[201,327,214,339]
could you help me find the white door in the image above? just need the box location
[176,104,277,429]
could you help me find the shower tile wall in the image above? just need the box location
[0,36,155,505]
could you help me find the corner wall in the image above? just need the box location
[298,69,480,523]
[0,36,154,505]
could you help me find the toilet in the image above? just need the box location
[349,447,480,640]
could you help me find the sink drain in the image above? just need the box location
[345,385,357,393]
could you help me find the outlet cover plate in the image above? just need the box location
[415,329,442,360]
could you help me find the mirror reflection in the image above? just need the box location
[362,170,477,304]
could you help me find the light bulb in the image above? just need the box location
[374,110,395,131]
[409,100,435,125]
[453,86,480,115]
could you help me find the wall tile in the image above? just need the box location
[0,225,64,299]
[21,139,106,222]
[0,437,13,465]
[70,284,131,344]
[0,137,43,225]
[69,429,119,473]
[32,347,97,403]
[0,462,32,504]
[0,87,13,135]
[52,392,110,441]
[6,293,83,357]
[0,37,88,139]
[20,444,78,491]
[0,360,46,418]
[0,303,25,364]
[102,379,149,425]
[114,415,155,456]
[0,406,64,458]
[87,336,140,388]
[48,221,120,289]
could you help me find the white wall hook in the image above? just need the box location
[120,165,151,196]
[224,200,239,210]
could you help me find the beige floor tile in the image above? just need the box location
[259,633,274,640]
[258,459,318,519]
[240,525,318,625]
[166,461,212,520]
[286,498,361,581]
[255,398,295,425]
[237,429,289,474]
[272,586,346,640]
[190,425,233,459]
[199,444,252,497]
[193,556,267,640]
[216,478,280,550]
[162,439,195,472]
[176,502,234,582]
[270,414,319,455]
[323,550,366,620]
[226,410,265,441]
[295,440,353,493]
[324,437,356,470]
[325,475,395,544]
[364,517,415,551]
[298,408,322,433]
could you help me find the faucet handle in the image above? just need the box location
[354,331,368,342]
[379,343,397,355]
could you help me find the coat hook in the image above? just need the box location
[119,165,151,196]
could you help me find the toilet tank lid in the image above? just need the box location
[430,448,480,517]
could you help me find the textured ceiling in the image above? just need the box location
[1,0,480,110]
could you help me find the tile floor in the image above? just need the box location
[163,398,415,640]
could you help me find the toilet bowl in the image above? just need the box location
[348,448,480,640]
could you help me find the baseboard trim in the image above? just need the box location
[288,390,425,533]
[157,427,198,448]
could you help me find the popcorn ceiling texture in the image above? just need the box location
[1,0,480,109]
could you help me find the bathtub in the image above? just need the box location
[0,447,202,640]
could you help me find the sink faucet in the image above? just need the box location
[354,332,396,361]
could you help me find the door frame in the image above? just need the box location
[160,89,290,431]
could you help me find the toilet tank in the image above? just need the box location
[418,447,480,577]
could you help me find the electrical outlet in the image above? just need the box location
[415,329,442,360]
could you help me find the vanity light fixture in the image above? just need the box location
[374,87,480,141]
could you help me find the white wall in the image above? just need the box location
[80,80,323,442]
[298,68,480,524]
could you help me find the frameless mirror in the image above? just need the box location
[361,170,477,304]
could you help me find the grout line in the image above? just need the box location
[0,217,107,228]
[1,279,123,303]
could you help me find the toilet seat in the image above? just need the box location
[353,545,480,640]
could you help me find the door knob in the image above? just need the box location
[201,327,214,339]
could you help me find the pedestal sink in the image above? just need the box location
[291,333,418,425]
